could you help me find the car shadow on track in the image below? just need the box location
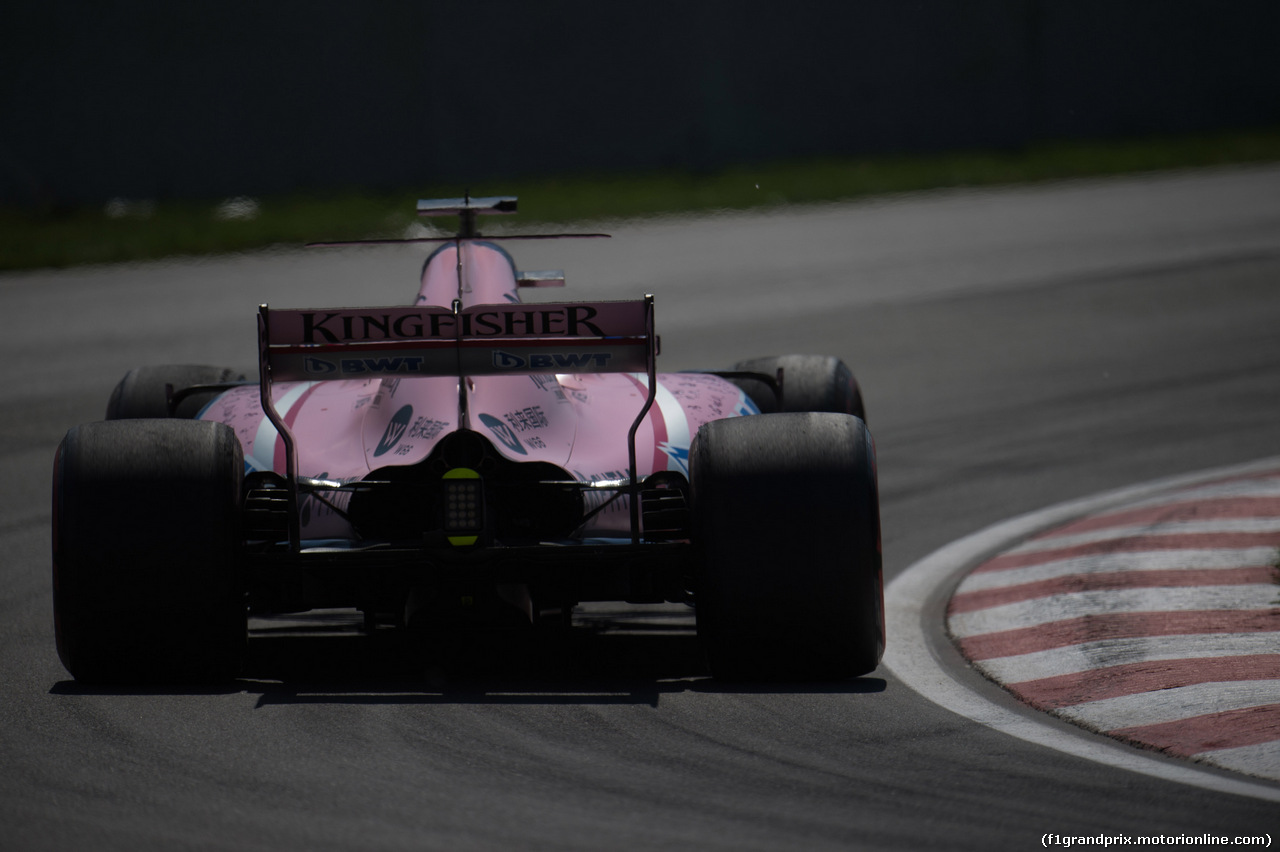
[49,608,888,704]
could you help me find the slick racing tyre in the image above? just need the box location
[106,365,244,420]
[691,412,884,680]
[52,419,246,683]
[730,355,865,422]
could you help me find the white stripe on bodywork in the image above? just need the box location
[249,381,314,472]
[653,376,692,473]
[625,373,692,475]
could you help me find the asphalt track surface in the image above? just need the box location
[3,166,1280,850]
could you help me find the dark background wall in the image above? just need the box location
[4,1,1278,207]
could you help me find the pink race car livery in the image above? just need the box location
[52,197,883,683]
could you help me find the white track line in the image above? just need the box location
[955,547,1276,592]
[1205,742,1280,777]
[1056,680,1280,730]
[883,455,1280,802]
[948,585,1278,638]
[977,633,1280,683]
[1012,518,1280,553]
[1114,479,1280,509]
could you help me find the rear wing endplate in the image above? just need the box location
[257,297,657,548]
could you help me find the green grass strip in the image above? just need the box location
[4,127,1280,271]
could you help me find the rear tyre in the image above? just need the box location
[106,365,244,420]
[730,355,865,421]
[52,419,246,683]
[691,412,883,680]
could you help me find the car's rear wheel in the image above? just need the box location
[52,419,246,683]
[691,411,883,680]
[730,354,865,421]
[106,365,244,420]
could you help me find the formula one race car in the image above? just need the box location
[52,196,883,683]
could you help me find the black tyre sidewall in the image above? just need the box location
[106,365,243,420]
[53,419,246,683]
[691,411,883,680]
[731,355,866,421]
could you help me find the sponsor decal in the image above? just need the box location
[503,405,550,433]
[344,356,428,375]
[303,310,454,344]
[305,357,428,377]
[658,442,691,475]
[408,417,447,441]
[528,374,569,403]
[493,350,613,370]
[478,412,526,456]
[341,356,426,375]
[374,405,414,457]
[300,305,604,344]
[528,374,564,395]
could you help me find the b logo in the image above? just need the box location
[492,351,525,370]
[305,357,337,375]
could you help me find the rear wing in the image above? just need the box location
[260,300,651,381]
[257,297,657,547]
